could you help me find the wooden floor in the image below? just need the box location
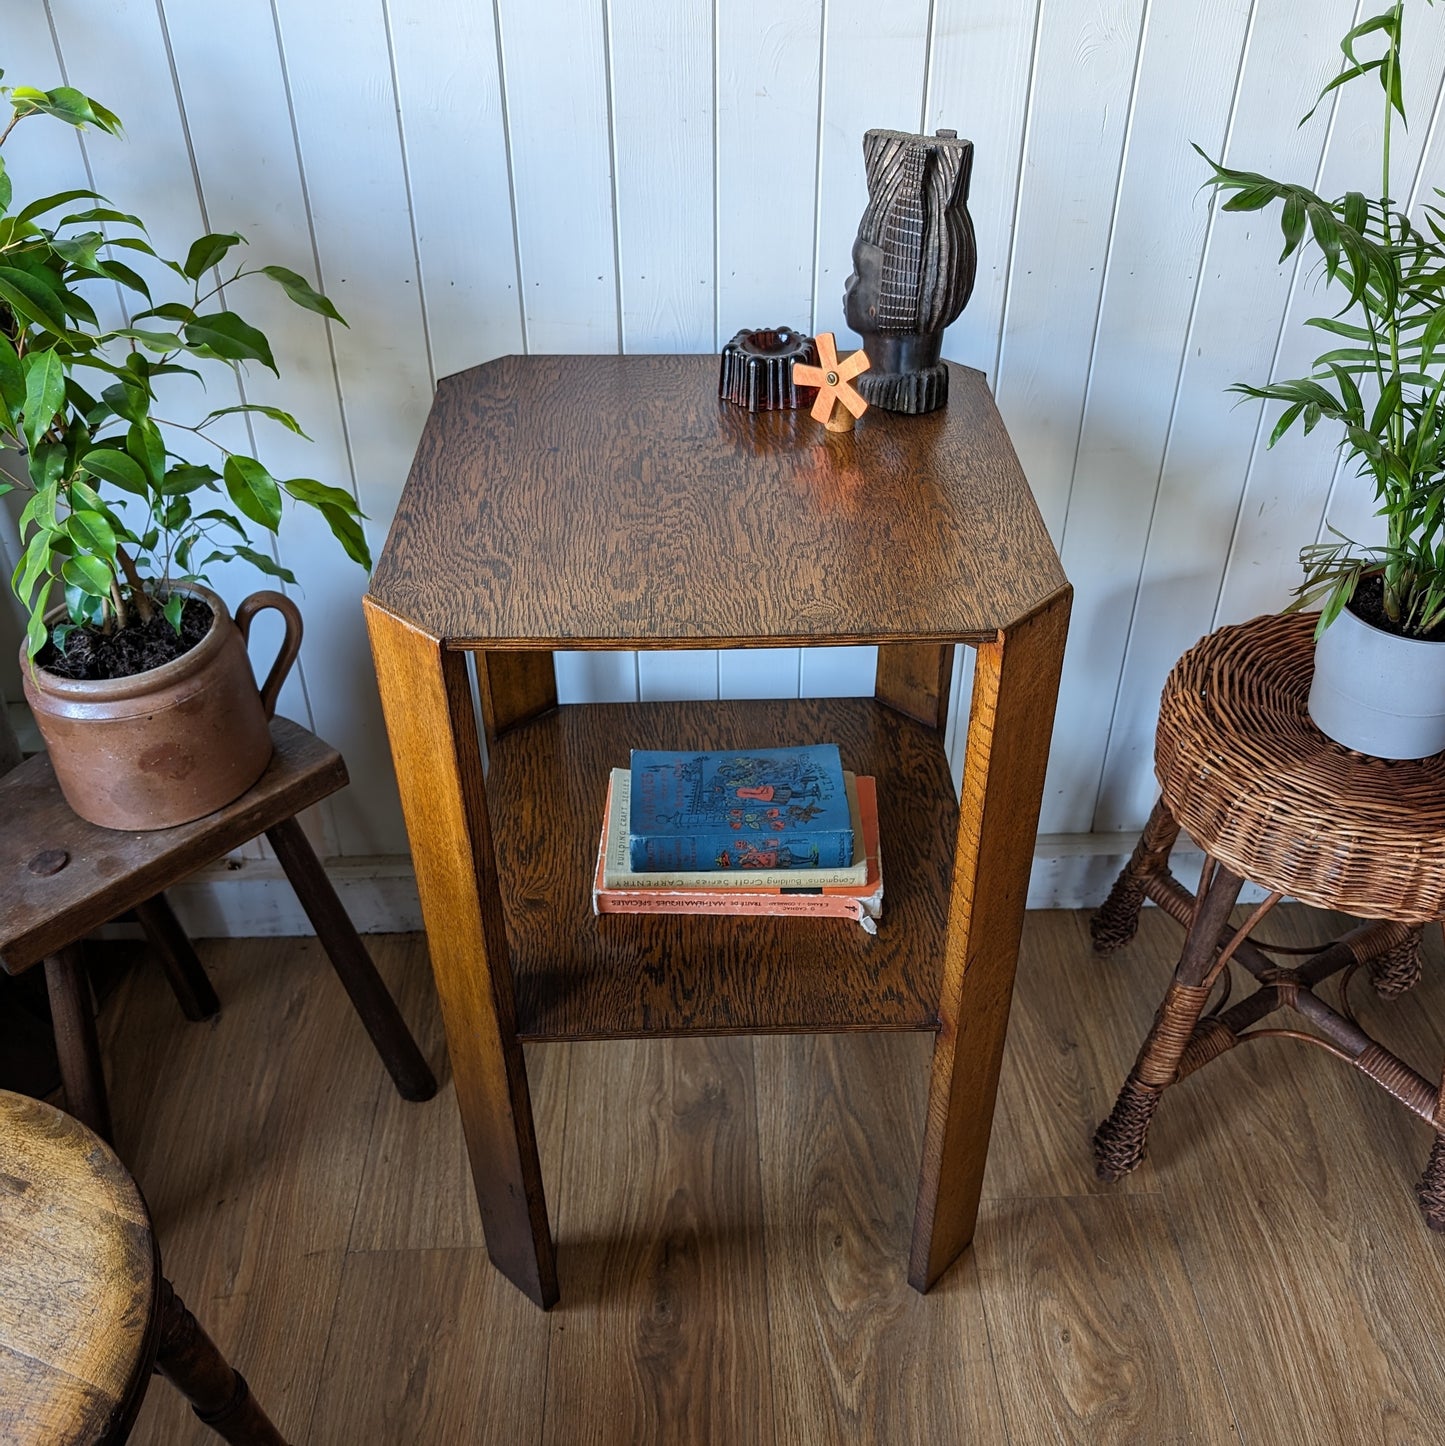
[92,906,1445,1445]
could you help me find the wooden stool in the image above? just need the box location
[0,717,435,1140]
[1090,612,1445,1221]
[0,1089,289,1443]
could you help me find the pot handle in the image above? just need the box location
[235,591,304,721]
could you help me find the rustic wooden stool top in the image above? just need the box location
[0,1090,293,1443]
[1155,610,1445,924]
[0,1089,157,1441]
[0,716,434,1141]
[0,717,345,974]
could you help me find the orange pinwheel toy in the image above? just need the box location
[792,333,871,433]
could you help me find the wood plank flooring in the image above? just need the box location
[83,908,1445,1444]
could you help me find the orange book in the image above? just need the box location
[592,775,883,932]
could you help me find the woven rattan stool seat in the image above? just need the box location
[1155,611,1445,924]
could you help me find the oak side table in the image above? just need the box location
[364,354,1071,1309]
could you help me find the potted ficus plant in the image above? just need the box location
[1198,0,1445,758]
[0,73,369,828]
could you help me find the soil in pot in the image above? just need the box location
[1346,573,1445,643]
[39,596,213,681]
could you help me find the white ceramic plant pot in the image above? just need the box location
[1308,603,1445,759]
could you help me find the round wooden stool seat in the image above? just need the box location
[1155,611,1445,924]
[0,1090,156,1442]
[0,1090,289,1444]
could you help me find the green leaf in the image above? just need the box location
[81,446,150,498]
[200,403,309,438]
[162,592,184,633]
[0,265,74,336]
[59,206,146,230]
[95,258,151,302]
[0,336,25,417]
[106,327,181,353]
[13,188,104,226]
[183,232,246,280]
[282,477,362,513]
[320,502,371,567]
[195,508,248,538]
[66,508,117,562]
[1279,192,1306,261]
[9,86,121,134]
[51,231,105,271]
[0,154,10,216]
[61,553,114,598]
[21,348,65,451]
[25,606,50,662]
[223,455,282,529]
[161,463,221,496]
[26,443,64,493]
[183,311,277,373]
[127,419,166,488]
[101,380,150,427]
[228,545,298,585]
[258,264,346,325]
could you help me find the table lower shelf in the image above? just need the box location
[484,697,956,1041]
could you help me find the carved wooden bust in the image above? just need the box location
[844,128,977,414]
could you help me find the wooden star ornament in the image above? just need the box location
[792,333,871,433]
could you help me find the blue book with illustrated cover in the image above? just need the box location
[628,744,854,871]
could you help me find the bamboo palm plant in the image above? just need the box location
[1197,0,1445,638]
[0,74,367,666]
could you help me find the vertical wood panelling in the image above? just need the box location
[609,0,715,353]
[268,0,432,853]
[923,0,1040,377]
[497,0,618,352]
[1095,0,1361,833]
[1213,3,1445,631]
[1038,0,1255,834]
[992,0,1149,542]
[13,0,1445,888]
[716,2,824,339]
[387,0,525,379]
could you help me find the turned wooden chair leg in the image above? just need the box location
[43,944,112,1143]
[264,816,437,1102]
[135,893,221,1022]
[155,1278,291,1445]
[1094,863,1245,1180]
[1091,797,1181,955]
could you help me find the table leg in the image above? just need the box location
[364,599,558,1309]
[909,587,1071,1292]
[134,893,221,1022]
[44,945,112,1143]
[264,815,436,1103]
[875,642,955,730]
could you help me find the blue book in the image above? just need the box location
[628,744,854,871]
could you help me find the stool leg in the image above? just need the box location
[1094,863,1244,1181]
[264,816,437,1101]
[135,893,221,1022]
[155,1278,291,1445]
[44,945,112,1142]
[1090,798,1181,955]
[1368,925,1424,1000]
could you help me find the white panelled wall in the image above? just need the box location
[3,0,1438,930]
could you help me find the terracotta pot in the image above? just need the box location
[21,583,303,830]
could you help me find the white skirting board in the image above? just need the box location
[151,833,1272,938]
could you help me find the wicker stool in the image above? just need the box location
[1090,612,1445,1224]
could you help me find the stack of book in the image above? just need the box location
[591,744,883,931]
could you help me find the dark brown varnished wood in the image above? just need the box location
[363,597,558,1309]
[44,946,112,1142]
[874,642,955,730]
[478,650,558,743]
[369,355,1065,648]
[486,697,955,1040]
[365,353,1072,1306]
[264,817,437,1102]
[910,588,1072,1291]
[134,895,220,1023]
[0,719,346,975]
